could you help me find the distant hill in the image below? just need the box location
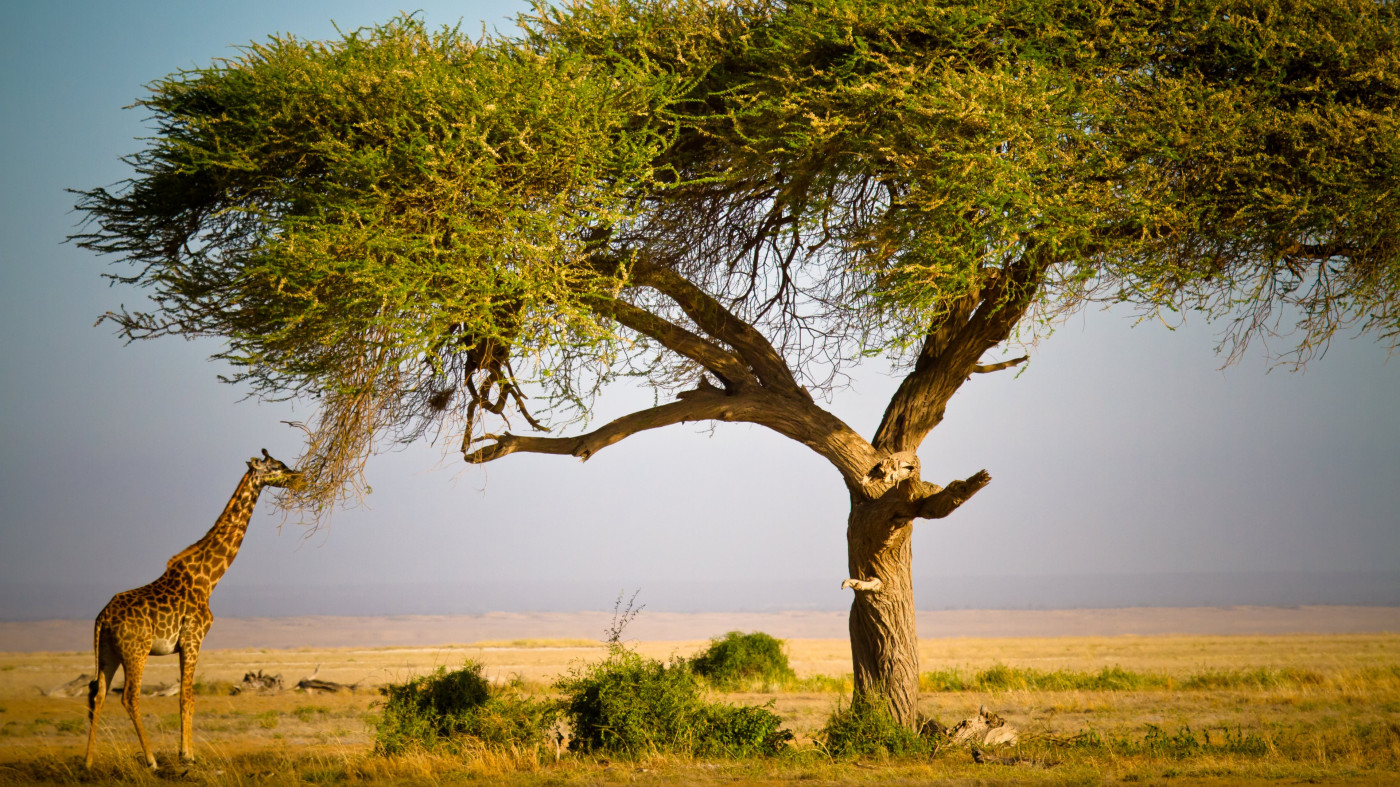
[2,571,1396,621]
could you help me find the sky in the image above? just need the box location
[1,1,1397,621]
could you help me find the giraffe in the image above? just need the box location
[84,449,302,770]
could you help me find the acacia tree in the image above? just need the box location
[75,0,1399,725]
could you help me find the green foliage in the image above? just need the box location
[535,0,1400,351]
[816,697,936,759]
[74,0,1400,510]
[374,661,559,756]
[555,647,792,758]
[73,14,683,509]
[689,631,797,690]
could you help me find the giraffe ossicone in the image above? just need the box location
[84,450,301,770]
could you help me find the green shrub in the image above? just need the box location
[689,631,797,690]
[816,697,936,759]
[555,647,791,758]
[374,661,559,755]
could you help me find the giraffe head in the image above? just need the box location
[248,449,303,490]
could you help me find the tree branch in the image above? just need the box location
[463,375,891,496]
[973,355,1028,374]
[911,470,991,519]
[873,255,1042,454]
[592,296,753,389]
[912,285,986,375]
[632,259,804,397]
[463,385,741,463]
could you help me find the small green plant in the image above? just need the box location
[816,696,937,759]
[689,631,797,690]
[374,661,559,756]
[1143,724,1202,758]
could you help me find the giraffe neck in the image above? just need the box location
[165,471,263,593]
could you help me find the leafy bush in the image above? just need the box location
[374,661,559,756]
[816,697,936,759]
[555,647,792,758]
[689,631,797,690]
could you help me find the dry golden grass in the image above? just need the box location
[1,633,1398,784]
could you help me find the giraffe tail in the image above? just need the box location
[88,618,102,718]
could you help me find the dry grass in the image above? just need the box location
[2,633,1398,784]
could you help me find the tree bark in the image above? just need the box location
[846,495,920,727]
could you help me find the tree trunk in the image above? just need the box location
[846,496,920,728]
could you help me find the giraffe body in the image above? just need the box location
[84,450,300,770]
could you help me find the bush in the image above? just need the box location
[556,647,792,758]
[374,661,559,756]
[689,631,797,690]
[816,697,937,759]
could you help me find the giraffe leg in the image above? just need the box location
[177,640,202,762]
[119,649,157,769]
[84,640,119,769]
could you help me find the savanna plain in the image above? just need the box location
[1,613,1398,785]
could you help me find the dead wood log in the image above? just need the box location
[949,705,1019,747]
[43,675,176,697]
[40,674,92,698]
[108,681,178,697]
[234,669,284,694]
[295,665,358,693]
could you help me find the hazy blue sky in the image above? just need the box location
[1,1,1397,621]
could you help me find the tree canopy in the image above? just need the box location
[75,0,1400,512]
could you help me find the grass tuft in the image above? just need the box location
[816,696,937,759]
[916,663,1385,693]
